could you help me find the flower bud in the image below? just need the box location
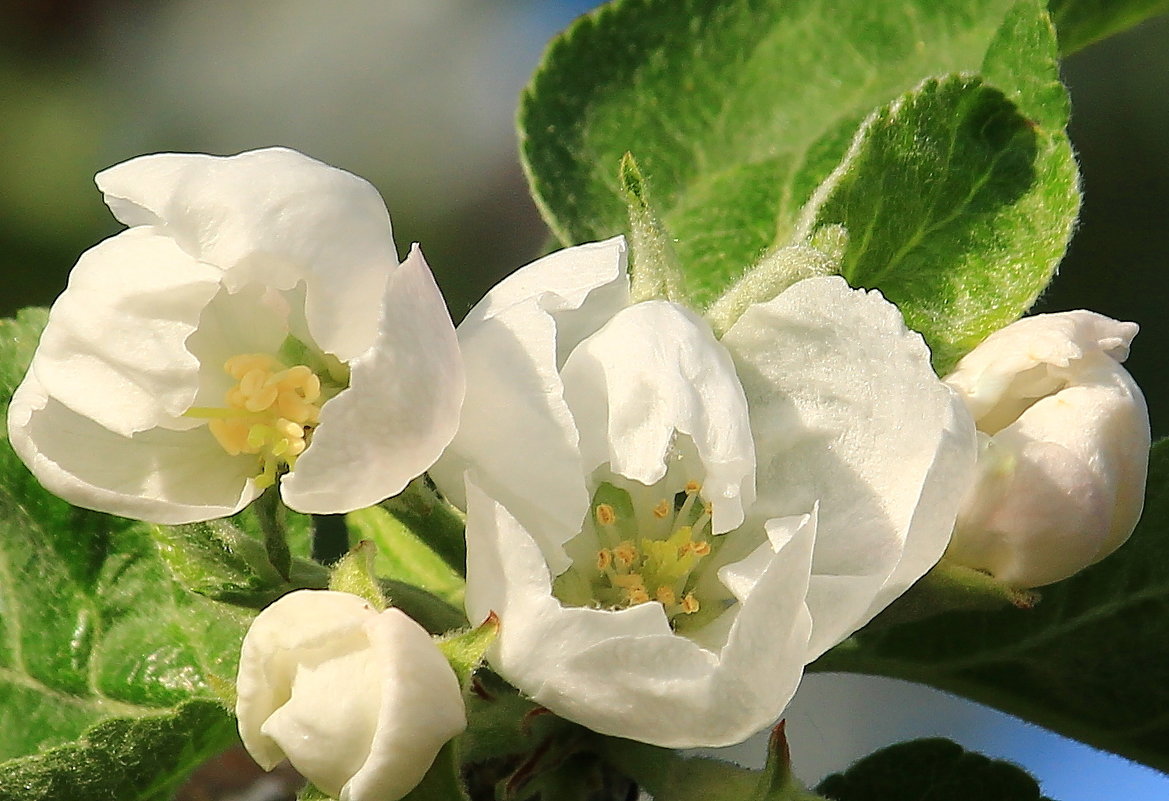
[236,590,466,801]
[944,311,1150,588]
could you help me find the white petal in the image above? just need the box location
[344,609,466,801]
[849,386,978,640]
[31,227,221,437]
[433,239,630,569]
[945,309,1139,430]
[461,236,630,365]
[236,590,378,771]
[8,372,259,524]
[96,148,395,360]
[723,276,975,655]
[560,301,756,533]
[464,478,813,748]
[184,283,294,411]
[281,246,464,513]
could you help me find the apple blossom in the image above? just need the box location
[430,237,977,748]
[8,147,463,523]
[943,310,1150,588]
[236,590,466,801]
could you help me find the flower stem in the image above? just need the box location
[255,486,292,581]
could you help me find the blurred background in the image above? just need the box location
[1,1,1167,799]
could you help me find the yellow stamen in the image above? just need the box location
[192,352,328,486]
[680,594,700,614]
[627,587,650,605]
[613,541,639,568]
[652,499,671,519]
[655,586,676,606]
[596,548,613,570]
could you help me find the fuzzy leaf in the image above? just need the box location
[1048,0,1169,53]
[816,738,1051,801]
[0,309,245,796]
[521,0,1078,367]
[794,70,1076,370]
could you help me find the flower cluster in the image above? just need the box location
[8,149,1151,798]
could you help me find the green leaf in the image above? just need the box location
[815,738,1051,801]
[348,505,465,606]
[793,70,1077,370]
[1048,0,1169,54]
[522,0,1077,325]
[0,309,247,794]
[0,700,235,801]
[596,725,825,801]
[152,516,327,607]
[380,477,467,576]
[814,440,1169,773]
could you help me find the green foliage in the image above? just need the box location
[816,738,1050,801]
[1048,0,1169,53]
[0,310,245,796]
[815,440,1169,772]
[349,505,465,606]
[794,69,1076,370]
[0,701,235,801]
[327,540,388,609]
[153,516,326,607]
[521,0,1079,364]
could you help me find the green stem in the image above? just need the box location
[255,486,291,581]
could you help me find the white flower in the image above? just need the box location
[430,237,976,748]
[236,590,466,801]
[943,311,1150,588]
[8,148,463,523]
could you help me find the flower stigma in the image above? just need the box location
[554,479,721,628]
[186,343,348,488]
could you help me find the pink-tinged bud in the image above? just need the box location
[944,311,1150,588]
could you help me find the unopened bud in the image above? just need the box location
[236,590,466,800]
[943,311,1149,588]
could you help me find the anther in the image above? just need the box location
[595,503,617,526]
[652,499,671,519]
[680,594,700,614]
[596,548,613,570]
[613,541,639,568]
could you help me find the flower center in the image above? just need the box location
[554,480,720,627]
[187,353,329,489]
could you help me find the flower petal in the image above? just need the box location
[281,246,464,513]
[96,148,395,360]
[944,310,1139,429]
[8,372,260,524]
[236,591,377,774]
[345,609,466,801]
[722,276,975,656]
[30,227,221,437]
[431,239,628,569]
[559,300,756,534]
[460,236,630,365]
